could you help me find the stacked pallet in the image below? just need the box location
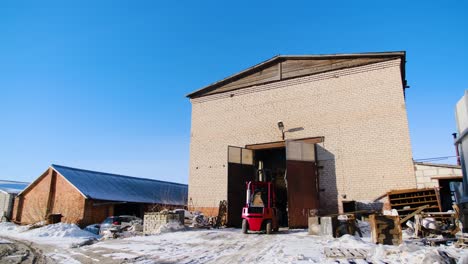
[369,214,402,245]
[387,188,441,220]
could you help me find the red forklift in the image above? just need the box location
[241,181,279,234]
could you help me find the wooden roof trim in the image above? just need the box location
[245,136,324,150]
[186,51,406,99]
[430,175,463,180]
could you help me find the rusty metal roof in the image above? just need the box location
[51,164,188,205]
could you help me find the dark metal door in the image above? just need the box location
[286,140,319,228]
[227,146,255,227]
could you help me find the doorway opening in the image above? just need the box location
[438,178,463,212]
[114,203,143,218]
[254,147,288,227]
[227,138,321,228]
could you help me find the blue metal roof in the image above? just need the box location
[51,164,188,206]
[0,180,29,194]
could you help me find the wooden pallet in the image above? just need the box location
[369,214,402,245]
[324,247,368,259]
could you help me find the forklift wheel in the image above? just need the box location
[242,219,248,234]
[266,221,272,235]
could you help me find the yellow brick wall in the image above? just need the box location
[188,59,416,215]
[414,163,462,189]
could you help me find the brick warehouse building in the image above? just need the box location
[187,51,416,228]
[12,165,188,226]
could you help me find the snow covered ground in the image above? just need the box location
[0,222,99,248]
[83,228,467,264]
[1,222,467,263]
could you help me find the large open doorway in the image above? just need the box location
[439,178,463,212]
[227,138,322,228]
[254,147,288,227]
[114,203,144,218]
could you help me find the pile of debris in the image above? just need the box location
[309,187,467,250]
[101,218,143,239]
[191,200,228,229]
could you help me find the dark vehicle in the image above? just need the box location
[99,215,141,235]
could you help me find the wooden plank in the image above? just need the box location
[413,214,421,238]
[324,247,368,259]
[281,57,392,79]
[396,205,439,212]
[369,214,402,245]
[400,205,429,224]
[245,137,324,150]
[390,200,437,207]
[197,56,401,98]
[390,194,440,201]
[281,59,346,75]
[387,188,432,196]
[434,187,442,211]
[206,63,279,95]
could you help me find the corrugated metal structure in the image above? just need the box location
[455,91,468,232]
[49,164,187,205]
[0,180,28,221]
[456,92,468,203]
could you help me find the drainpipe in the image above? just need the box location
[453,133,462,166]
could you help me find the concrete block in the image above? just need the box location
[308,216,320,235]
[143,211,184,235]
[319,217,335,237]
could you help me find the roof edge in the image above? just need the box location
[51,166,89,199]
[186,51,406,99]
[414,161,461,169]
[51,164,188,187]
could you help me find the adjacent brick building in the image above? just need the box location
[187,51,417,227]
[12,164,188,226]
[414,162,463,211]
[0,180,28,222]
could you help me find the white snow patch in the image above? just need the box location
[157,222,185,233]
[0,238,11,244]
[0,222,99,248]
[103,252,139,260]
[45,252,81,264]
[82,228,467,264]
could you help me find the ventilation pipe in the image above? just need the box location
[453,133,462,166]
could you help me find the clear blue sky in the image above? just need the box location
[1,1,467,184]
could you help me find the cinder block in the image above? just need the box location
[143,211,185,235]
[319,217,336,237]
[308,216,320,235]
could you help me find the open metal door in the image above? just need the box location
[286,140,319,228]
[227,146,255,227]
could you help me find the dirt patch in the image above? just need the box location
[0,237,53,264]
